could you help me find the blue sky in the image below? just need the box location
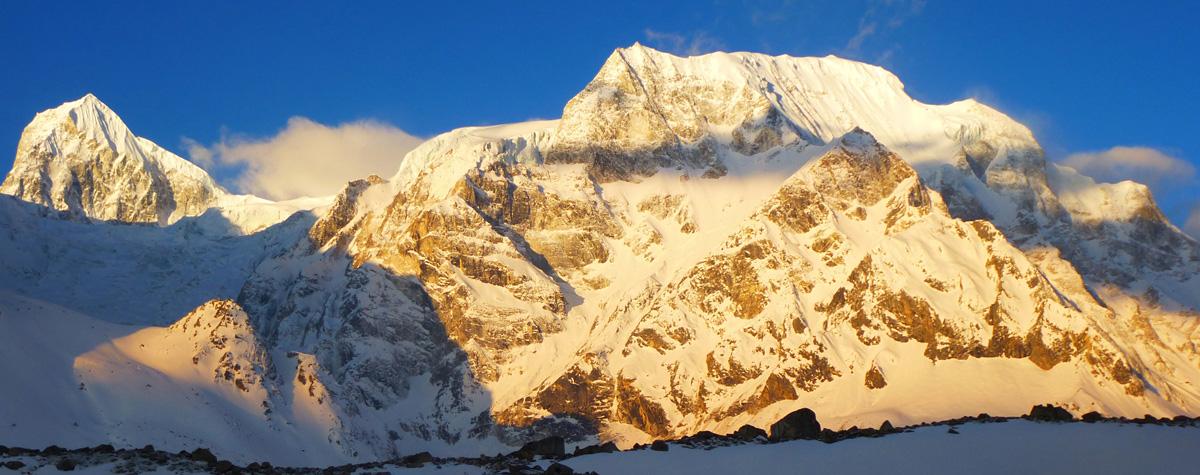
[1,1,1197,226]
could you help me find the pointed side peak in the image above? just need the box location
[834,127,885,156]
[169,299,251,333]
[615,42,658,65]
[3,95,225,224]
[798,127,922,210]
[623,41,656,53]
[73,93,119,116]
[35,93,128,136]
[56,93,116,116]
[844,126,875,139]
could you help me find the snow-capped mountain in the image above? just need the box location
[0,94,225,224]
[1,44,1198,466]
[0,94,328,233]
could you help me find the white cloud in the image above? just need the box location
[180,137,215,170]
[187,118,424,200]
[1187,205,1200,240]
[1061,146,1195,189]
[1061,146,1198,234]
[842,0,925,60]
[643,29,725,56]
[845,21,878,52]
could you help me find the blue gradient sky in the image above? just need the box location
[1,1,1197,224]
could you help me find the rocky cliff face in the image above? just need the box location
[168,299,274,394]
[230,46,1200,456]
[3,45,1199,464]
[0,94,225,224]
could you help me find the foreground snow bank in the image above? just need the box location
[563,420,1199,475]
[2,420,1196,474]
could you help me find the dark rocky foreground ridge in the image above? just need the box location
[3,405,1199,474]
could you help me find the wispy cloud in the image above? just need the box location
[643,29,726,56]
[1186,205,1200,240]
[959,86,1064,156]
[181,137,215,170]
[845,21,879,52]
[842,0,926,63]
[185,118,424,200]
[748,0,802,26]
[1061,146,1195,190]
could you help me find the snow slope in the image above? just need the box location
[3,420,1194,474]
[0,44,1198,466]
[0,292,345,466]
[564,421,1200,475]
[0,195,313,325]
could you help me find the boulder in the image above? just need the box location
[55,459,77,471]
[545,462,576,474]
[573,441,618,456]
[678,431,725,445]
[731,424,768,441]
[3,461,26,470]
[212,460,238,474]
[1081,411,1104,423]
[518,436,566,457]
[769,408,822,441]
[188,448,218,465]
[650,440,669,452]
[879,420,895,432]
[401,451,434,467]
[1027,404,1073,422]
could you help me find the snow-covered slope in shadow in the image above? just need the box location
[564,420,1200,475]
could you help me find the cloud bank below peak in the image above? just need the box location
[1056,145,1198,238]
[187,118,424,201]
[1061,146,1195,189]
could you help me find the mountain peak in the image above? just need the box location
[611,43,905,92]
[799,127,919,210]
[73,92,105,109]
[51,93,120,123]
[26,93,134,155]
[1,95,225,224]
[571,43,939,152]
[834,127,883,154]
